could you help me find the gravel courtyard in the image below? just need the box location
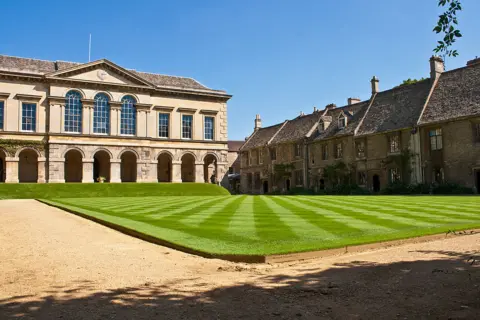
[1,200,479,319]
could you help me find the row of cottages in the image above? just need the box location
[240,56,480,193]
[0,55,232,185]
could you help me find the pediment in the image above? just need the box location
[46,59,154,87]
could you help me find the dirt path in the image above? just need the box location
[0,199,478,319]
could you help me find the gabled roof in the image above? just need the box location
[0,54,224,93]
[418,62,480,125]
[240,123,285,150]
[312,101,370,141]
[228,140,245,152]
[356,79,431,136]
[270,112,322,145]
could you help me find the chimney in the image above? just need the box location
[429,56,444,81]
[254,114,262,130]
[299,111,305,116]
[348,98,361,105]
[313,106,317,113]
[325,103,336,110]
[371,76,379,94]
[467,56,480,66]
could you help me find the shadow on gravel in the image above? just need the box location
[1,251,478,319]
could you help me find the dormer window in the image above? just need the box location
[318,120,324,132]
[338,114,346,129]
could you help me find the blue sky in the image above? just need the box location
[1,0,479,140]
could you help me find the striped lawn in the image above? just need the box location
[44,195,480,255]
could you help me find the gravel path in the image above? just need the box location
[1,199,479,319]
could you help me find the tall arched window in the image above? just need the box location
[65,91,83,133]
[121,96,136,135]
[93,93,110,134]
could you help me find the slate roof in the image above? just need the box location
[228,140,245,152]
[356,79,431,135]
[312,101,370,141]
[270,112,322,144]
[418,62,480,124]
[240,123,285,150]
[0,54,219,92]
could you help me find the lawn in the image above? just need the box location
[0,183,229,199]
[42,195,480,256]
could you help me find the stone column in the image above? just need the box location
[148,160,158,183]
[48,158,65,183]
[195,161,205,183]
[82,158,95,183]
[136,160,151,183]
[110,102,121,136]
[171,161,182,183]
[217,161,229,187]
[110,159,121,183]
[37,157,46,183]
[5,157,19,183]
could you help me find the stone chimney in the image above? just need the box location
[371,76,379,94]
[313,106,317,113]
[254,114,262,130]
[348,98,361,105]
[299,111,305,117]
[429,56,444,81]
[467,56,480,66]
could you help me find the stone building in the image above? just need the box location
[0,55,231,184]
[240,56,480,193]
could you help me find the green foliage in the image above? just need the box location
[323,161,353,187]
[385,149,415,184]
[433,0,462,58]
[398,77,428,87]
[0,183,230,199]
[317,184,371,195]
[0,139,46,155]
[381,181,474,195]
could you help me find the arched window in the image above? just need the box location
[121,95,136,135]
[93,93,110,134]
[65,91,82,133]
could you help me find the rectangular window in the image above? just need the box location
[270,148,276,161]
[22,103,36,131]
[259,148,263,164]
[358,171,367,186]
[204,116,214,140]
[295,144,302,157]
[356,140,365,158]
[229,167,234,174]
[0,101,4,130]
[338,116,346,129]
[158,113,169,138]
[310,147,315,165]
[429,128,443,151]
[322,144,328,160]
[389,134,400,153]
[474,123,480,142]
[295,170,303,186]
[182,114,193,139]
[389,168,401,183]
[335,142,343,159]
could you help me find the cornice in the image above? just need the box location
[135,103,153,111]
[153,106,175,112]
[14,94,43,102]
[177,107,197,114]
[200,109,219,115]
[0,92,10,99]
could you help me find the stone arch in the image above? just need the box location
[15,147,41,158]
[157,151,173,182]
[177,151,198,162]
[92,90,114,101]
[203,153,218,183]
[117,148,139,160]
[93,149,111,182]
[62,88,86,99]
[119,93,140,103]
[201,152,219,162]
[61,147,86,159]
[18,148,39,183]
[120,150,137,182]
[64,149,83,183]
[0,148,7,183]
[180,153,196,183]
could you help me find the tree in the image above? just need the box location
[398,77,428,87]
[433,0,462,59]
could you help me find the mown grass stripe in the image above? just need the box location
[263,197,337,240]
[132,197,211,215]
[281,196,392,233]
[109,197,185,213]
[296,196,418,230]
[253,196,298,240]
[147,197,223,219]
[344,197,480,222]
[199,196,247,232]
[181,196,240,226]
[227,196,258,240]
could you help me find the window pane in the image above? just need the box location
[93,93,110,134]
[182,115,193,139]
[22,103,36,131]
[159,113,169,138]
[204,116,214,140]
[0,101,4,130]
[121,96,136,135]
[65,91,82,133]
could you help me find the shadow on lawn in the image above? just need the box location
[1,251,479,320]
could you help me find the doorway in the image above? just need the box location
[286,179,291,192]
[263,180,269,194]
[373,174,380,192]
[475,170,480,192]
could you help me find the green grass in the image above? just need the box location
[43,195,480,256]
[0,183,230,199]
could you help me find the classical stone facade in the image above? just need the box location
[240,56,480,193]
[0,55,231,185]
